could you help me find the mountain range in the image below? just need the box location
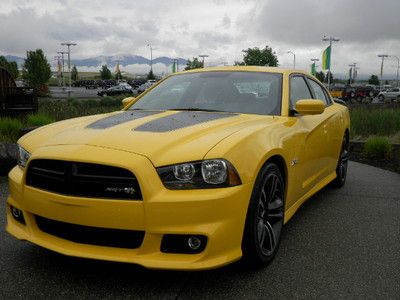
[4,54,187,68]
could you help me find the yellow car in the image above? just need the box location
[6,66,350,270]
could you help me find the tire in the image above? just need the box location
[330,135,349,188]
[378,95,384,102]
[242,162,285,268]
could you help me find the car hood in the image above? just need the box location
[20,110,277,166]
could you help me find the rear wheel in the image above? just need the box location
[331,135,349,188]
[242,162,285,268]
[378,95,384,102]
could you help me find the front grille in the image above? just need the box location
[26,159,142,200]
[36,215,145,249]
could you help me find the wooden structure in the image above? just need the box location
[0,67,37,117]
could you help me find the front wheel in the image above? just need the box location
[242,162,285,268]
[378,95,384,102]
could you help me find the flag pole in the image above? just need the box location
[322,36,340,91]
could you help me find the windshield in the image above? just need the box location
[130,71,282,115]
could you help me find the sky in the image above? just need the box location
[1,0,400,77]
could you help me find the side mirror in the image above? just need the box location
[122,96,136,109]
[295,99,325,115]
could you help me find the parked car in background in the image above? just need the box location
[136,81,157,94]
[377,87,400,102]
[97,85,134,96]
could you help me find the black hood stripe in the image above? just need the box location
[87,111,161,129]
[134,111,237,132]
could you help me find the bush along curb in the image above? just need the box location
[349,140,400,174]
[0,143,18,176]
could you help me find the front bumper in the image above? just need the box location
[6,145,252,270]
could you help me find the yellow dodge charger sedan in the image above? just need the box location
[6,66,350,270]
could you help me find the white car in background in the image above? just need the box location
[378,87,400,102]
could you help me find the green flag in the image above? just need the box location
[311,62,316,75]
[172,61,176,73]
[322,46,331,70]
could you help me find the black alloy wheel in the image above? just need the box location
[242,162,285,267]
[331,135,349,188]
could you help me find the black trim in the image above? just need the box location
[134,111,237,132]
[87,111,160,129]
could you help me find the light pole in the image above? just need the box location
[390,55,400,87]
[147,44,153,73]
[322,36,340,91]
[287,51,296,69]
[61,42,77,94]
[377,54,389,90]
[57,51,67,89]
[54,55,62,86]
[199,54,209,68]
[348,63,356,84]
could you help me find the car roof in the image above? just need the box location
[174,66,307,76]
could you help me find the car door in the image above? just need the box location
[288,75,332,199]
[305,77,342,172]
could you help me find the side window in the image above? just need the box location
[290,76,312,108]
[307,79,329,105]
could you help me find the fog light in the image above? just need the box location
[161,234,207,254]
[10,206,25,225]
[188,236,201,250]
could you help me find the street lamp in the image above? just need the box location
[348,63,356,84]
[61,42,77,94]
[390,55,400,87]
[199,54,209,68]
[287,51,296,69]
[147,44,153,72]
[377,54,389,90]
[322,36,340,90]
[57,51,67,88]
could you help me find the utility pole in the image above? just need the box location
[390,55,400,87]
[377,54,389,90]
[147,44,153,73]
[311,58,319,75]
[322,36,340,91]
[54,55,62,86]
[57,51,67,89]
[348,63,356,84]
[287,51,296,69]
[61,42,77,95]
[199,54,209,68]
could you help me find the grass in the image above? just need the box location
[37,96,124,121]
[26,114,55,127]
[350,107,400,139]
[0,118,23,142]
[363,136,393,159]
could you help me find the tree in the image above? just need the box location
[368,74,379,85]
[71,65,78,81]
[0,56,19,79]
[315,71,325,83]
[184,57,203,70]
[147,69,155,80]
[100,65,112,79]
[22,49,51,88]
[235,45,278,67]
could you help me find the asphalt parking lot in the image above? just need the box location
[1,161,399,299]
[49,86,101,98]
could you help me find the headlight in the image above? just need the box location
[17,145,31,168]
[157,159,241,189]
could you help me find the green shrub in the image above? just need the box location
[26,114,55,127]
[350,108,400,137]
[364,136,393,159]
[0,117,23,142]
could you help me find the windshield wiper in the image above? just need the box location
[167,108,226,112]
